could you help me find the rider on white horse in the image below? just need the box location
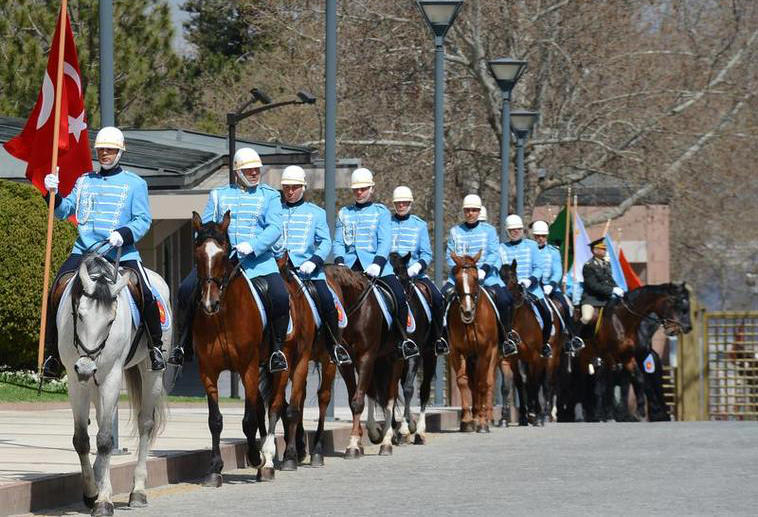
[42,126,166,375]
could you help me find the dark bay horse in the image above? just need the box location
[448,252,500,433]
[190,211,272,485]
[578,283,692,421]
[390,252,437,444]
[324,264,404,456]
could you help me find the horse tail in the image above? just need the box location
[124,365,166,444]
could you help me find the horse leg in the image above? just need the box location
[200,368,224,487]
[627,360,646,421]
[513,360,529,426]
[381,359,403,454]
[451,351,474,432]
[495,361,511,427]
[265,368,288,472]
[593,362,610,422]
[281,353,309,470]
[340,358,363,459]
[68,379,98,508]
[476,347,497,433]
[414,346,436,444]
[311,358,336,467]
[92,370,123,516]
[128,365,163,508]
[399,356,418,443]
[241,366,273,481]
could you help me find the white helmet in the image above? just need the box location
[532,220,549,235]
[392,186,413,203]
[462,194,482,210]
[505,214,524,230]
[478,206,488,222]
[95,126,125,151]
[351,167,375,188]
[233,147,262,171]
[95,127,125,170]
[281,165,306,186]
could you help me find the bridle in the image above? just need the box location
[196,244,243,302]
[453,263,481,325]
[620,295,686,335]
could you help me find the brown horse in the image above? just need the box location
[190,211,273,485]
[448,252,500,433]
[578,283,692,421]
[324,264,404,456]
[390,252,437,445]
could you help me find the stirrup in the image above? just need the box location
[399,339,420,360]
[149,347,166,371]
[331,343,352,366]
[507,330,521,345]
[167,346,185,366]
[570,336,585,352]
[541,343,553,359]
[500,339,518,357]
[434,337,450,356]
[269,350,289,373]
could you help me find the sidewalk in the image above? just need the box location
[0,402,461,516]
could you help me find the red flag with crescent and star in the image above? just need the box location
[3,8,91,197]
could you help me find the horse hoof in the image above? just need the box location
[379,444,393,456]
[257,467,275,482]
[408,421,417,435]
[413,434,427,445]
[476,424,491,433]
[202,472,223,487]
[494,418,508,428]
[460,421,476,433]
[344,447,361,459]
[280,458,298,471]
[92,501,114,517]
[128,491,148,508]
[83,493,98,509]
[310,453,325,467]
[528,413,538,426]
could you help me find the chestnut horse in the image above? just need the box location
[324,264,404,457]
[390,252,437,445]
[190,211,273,485]
[448,252,500,433]
[578,283,692,421]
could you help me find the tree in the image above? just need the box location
[0,181,77,369]
[0,0,182,127]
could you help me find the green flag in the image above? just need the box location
[548,207,573,273]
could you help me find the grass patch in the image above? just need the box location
[0,381,70,402]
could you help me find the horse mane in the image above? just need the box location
[71,254,117,307]
[626,283,679,305]
[326,264,368,291]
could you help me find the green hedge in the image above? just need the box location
[0,180,77,369]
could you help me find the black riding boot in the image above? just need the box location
[495,290,517,358]
[536,299,553,359]
[269,313,289,373]
[322,300,352,366]
[144,300,166,371]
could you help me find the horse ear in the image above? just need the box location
[473,250,482,263]
[192,211,202,232]
[511,259,517,270]
[220,211,231,233]
[110,273,130,298]
[403,252,411,263]
[451,252,462,266]
[78,261,96,295]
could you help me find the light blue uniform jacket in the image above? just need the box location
[537,244,563,289]
[275,200,331,281]
[202,183,283,278]
[446,221,504,287]
[54,169,151,262]
[334,202,394,275]
[499,238,545,299]
[390,214,432,275]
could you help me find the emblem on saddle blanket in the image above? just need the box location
[643,352,656,373]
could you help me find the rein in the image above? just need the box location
[345,273,378,317]
[619,296,684,332]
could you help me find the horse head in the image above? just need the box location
[389,252,412,285]
[71,254,129,382]
[658,282,693,335]
[276,251,293,281]
[451,251,482,325]
[193,210,232,315]
[500,259,525,306]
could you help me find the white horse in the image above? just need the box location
[57,254,170,516]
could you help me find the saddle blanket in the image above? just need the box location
[412,283,433,323]
[372,286,416,333]
[530,302,555,337]
[242,275,294,336]
[290,274,349,330]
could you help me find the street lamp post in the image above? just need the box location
[510,110,539,218]
[417,0,463,406]
[227,89,317,183]
[487,58,527,240]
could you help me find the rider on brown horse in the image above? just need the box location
[333,168,419,360]
[578,237,626,339]
[499,214,553,358]
[390,186,449,356]
[42,126,167,376]
[170,147,290,373]
[443,194,515,356]
[276,165,351,366]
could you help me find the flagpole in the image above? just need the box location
[562,186,571,291]
[37,0,69,379]
[602,218,611,237]
[572,194,579,295]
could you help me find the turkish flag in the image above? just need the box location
[619,248,643,290]
[3,8,92,197]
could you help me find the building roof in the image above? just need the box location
[0,117,314,190]
[536,172,670,206]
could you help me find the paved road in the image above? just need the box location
[29,422,758,516]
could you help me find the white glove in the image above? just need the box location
[235,241,253,256]
[543,284,554,295]
[407,262,423,278]
[612,287,625,297]
[299,260,317,275]
[365,263,381,278]
[477,268,486,281]
[108,231,124,248]
[519,278,532,289]
[44,173,59,191]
